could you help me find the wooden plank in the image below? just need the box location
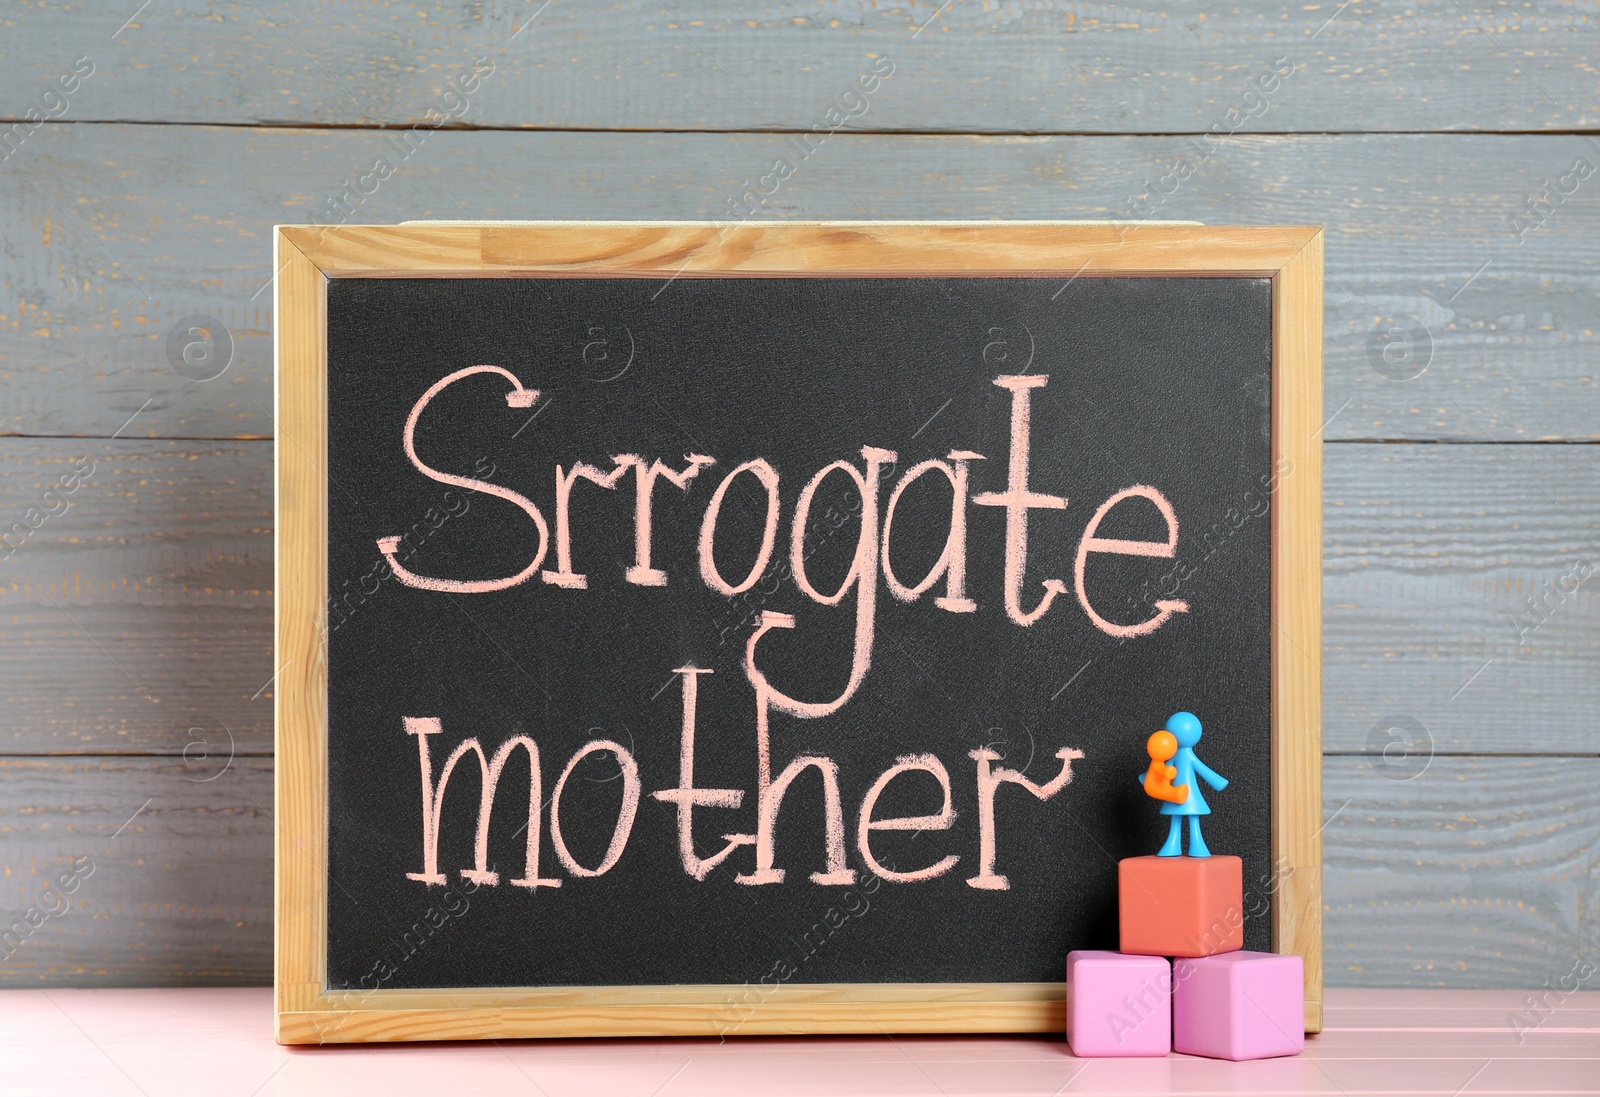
[272,229,328,1036]
[1328,986,1600,1015]
[0,757,271,988]
[0,439,272,755]
[1,2,1595,132]
[0,603,271,754]
[1272,230,1324,1033]
[288,221,1317,276]
[5,126,1597,440]
[0,436,1595,757]
[1,755,1591,992]
[1323,756,1600,991]
[1323,443,1600,757]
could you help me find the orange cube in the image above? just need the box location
[1119,855,1244,958]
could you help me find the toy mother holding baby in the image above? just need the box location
[1138,711,1229,857]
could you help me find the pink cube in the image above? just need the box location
[1173,950,1304,1060]
[1065,950,1172,1057]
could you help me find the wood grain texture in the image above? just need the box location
[1323,756,1600,990]
[271,232,327,1033]
[280,984,1068,1045]
[274,222,1324,1041]
[1272,231,1324,1033]
[1,1,1594,995]
[287,220,1316,274]
[0,757,272,987]
[1322,443,1600,757]
[3,434,1587,761]
[0,438,272,754]
[2,756,1589,991]
[5,126,1596,440]
[0,435,1593,758]
[1,2,1596,133]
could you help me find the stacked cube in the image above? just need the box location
[1064,855,1304,1060]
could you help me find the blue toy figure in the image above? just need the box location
[1140,711,1228,857]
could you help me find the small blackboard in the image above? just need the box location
[274,222,1324,1044]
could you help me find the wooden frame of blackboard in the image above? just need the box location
[274,221,1324,1044]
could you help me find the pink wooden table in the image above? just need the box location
[1,987,1595,1095]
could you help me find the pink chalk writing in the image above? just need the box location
[966,747,1085,890]
[767,447,897,718]
[736,612,857,885]
[857,754,960,883]
[549,740,641,877]
[972,376,1069,626]
[880,452,983,613]
[1074,485,1190,637]
[624,455,715,586]
[542,460,633,589]
[699,459,782,595]
[380,365,549,593]
[650,667,752,880]
[404,717,560,890]
[384,365,1202,891]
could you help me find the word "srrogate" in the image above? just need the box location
[378,365,1191,641]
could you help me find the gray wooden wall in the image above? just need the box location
[0,1,1595,990]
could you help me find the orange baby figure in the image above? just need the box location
[1139,730,1189,806]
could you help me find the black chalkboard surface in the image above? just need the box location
[321,273,1275,993]
[274,221,1324,1043]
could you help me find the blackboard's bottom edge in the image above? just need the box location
[273,991,1323,1044]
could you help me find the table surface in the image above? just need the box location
[1,987,1595,1096]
